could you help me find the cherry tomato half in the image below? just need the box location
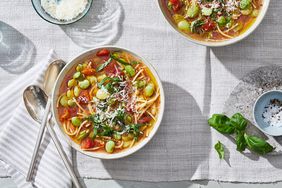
[96,49,110,57]
[202,21,216,32]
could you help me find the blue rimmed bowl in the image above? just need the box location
[31,0,93,25]
[253,90,282,136]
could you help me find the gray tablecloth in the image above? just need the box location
[1,0,282,184]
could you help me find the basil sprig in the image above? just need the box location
[244,134,274,155]
[97,76,121,92]
[208,114,235,134]
[235,131,247,152]
[208,113,275,158]
[110,53,130,65]
[214,141,225,159]
[96,58,112,72]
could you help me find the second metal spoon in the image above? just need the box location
[25,60,65,181]
[23,85,81,188]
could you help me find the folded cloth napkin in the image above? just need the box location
[0,50,72,188]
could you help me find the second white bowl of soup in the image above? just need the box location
[158,0,270,47]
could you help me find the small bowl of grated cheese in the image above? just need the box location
[253,90,282,136]
[31,0,93,25]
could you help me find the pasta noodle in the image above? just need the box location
[56,48,161,153]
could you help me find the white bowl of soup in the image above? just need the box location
[158,0,270,47]
[52,46,165,159]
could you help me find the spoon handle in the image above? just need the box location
[47,121,81,188]
[26,99,51,181]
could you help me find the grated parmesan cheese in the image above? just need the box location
[41,0,88,21]
[225,0,240,12]
[198,0,239,13]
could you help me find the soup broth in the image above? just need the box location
[164,0,263,41]
[56,49,160,154]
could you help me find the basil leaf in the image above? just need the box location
[88,114,101,125]
[98,77,121,88]
[191,19,204,33]
[97,58,112,72]
[214,141,225,159]
[89,127,98,139]
[131,61,140,65]
[208,114,235,134]
[235,131,247,152]
[230,113,248,131]
[128,124,144,139]
[110,53,130,65]
[244,134,275,155]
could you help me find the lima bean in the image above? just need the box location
[60,95,68,107]
[105,140,115,153]
[74,86,81,97]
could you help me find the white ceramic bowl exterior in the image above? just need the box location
[52,46,165,159]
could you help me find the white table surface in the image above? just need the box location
[2,178,282,188]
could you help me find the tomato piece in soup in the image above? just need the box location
[82,68,95,76]
[138,115,152,124]
[81,138,104,149]
[169,0,182,12]
[96,49,110,57]
[68,107,78,117]
[77,90,90,104]
[60,109,70,120]
[60,108,78,121]
[81,138,95,149]
[202,21,216,32]
[104,61,118,76]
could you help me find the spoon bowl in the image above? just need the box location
[23,85,81,188]
[44,60,65,96]
[23,85,48,123]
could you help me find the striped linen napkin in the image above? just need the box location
[0,50,72,188]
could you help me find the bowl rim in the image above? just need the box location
[51,45,165,159]
[253,90,282,137]
[157,0,271,47]
[31,0,93,25]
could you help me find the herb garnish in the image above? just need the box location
[110,53,131,65]
[97,58,112,72]
[208,113,275,158]
[214,141,225,159]
[208,114,235,134]
[235,131,247,152]
[244,134,274,155]
[97,77,121,89]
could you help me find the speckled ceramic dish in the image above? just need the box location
[223,65,282,154]
[31,0,93,25]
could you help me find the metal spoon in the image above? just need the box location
[23,85,81,188]
[25,60,65,181]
